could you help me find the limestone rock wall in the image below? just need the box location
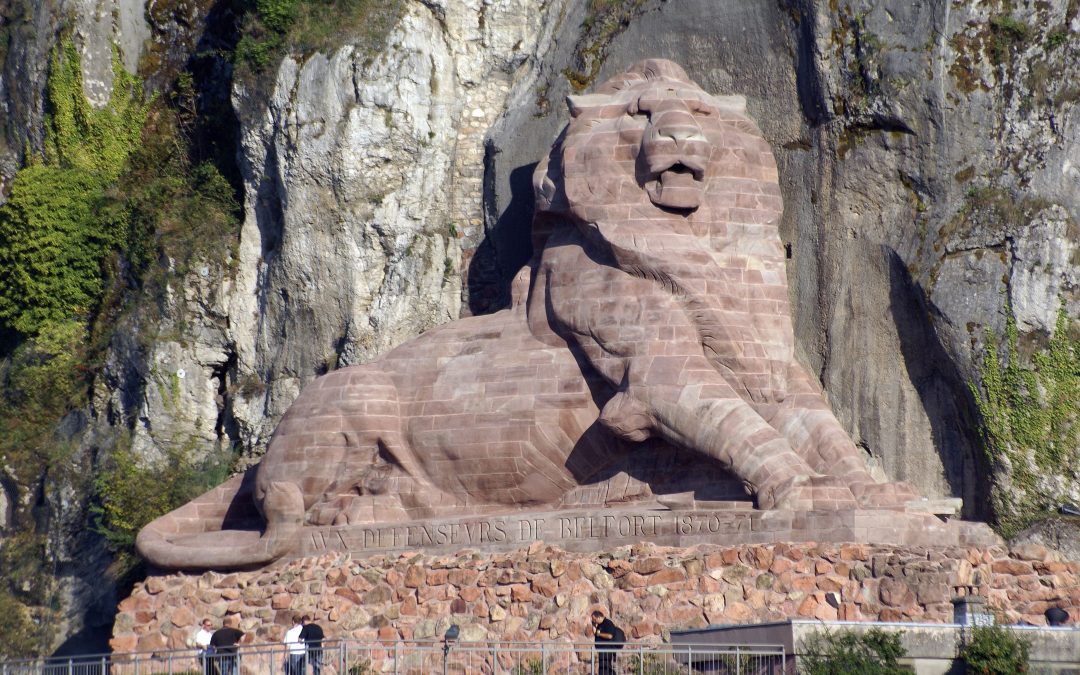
[111,542,1079,655]
[112,0,572,464]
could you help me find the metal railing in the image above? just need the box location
[0,639,787,674]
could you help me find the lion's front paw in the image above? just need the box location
[757,475,858,511]
[850,480,920,510]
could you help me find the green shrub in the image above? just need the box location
[0,587,40,658]
[987,15,1032,65]
[92,441,235,567]
[989,15,1031,43]
[1046,30,1069,50]
[0,320,88,475]
[100,109,241,286]
[799,627,908,674]
[512,657,544,675]
[959,624,1030,674]
[235,0,404,72]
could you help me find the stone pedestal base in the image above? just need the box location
[291,506,1001,563]
[113,534,1079,657]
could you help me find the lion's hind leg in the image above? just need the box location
[301,367,449,526]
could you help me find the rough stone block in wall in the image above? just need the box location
[112,541,1079,667]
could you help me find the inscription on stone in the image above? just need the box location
[297,510,756,558]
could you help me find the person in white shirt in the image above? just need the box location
[283,614,306,675]
[193,619,214,675]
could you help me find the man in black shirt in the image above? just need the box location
[590,610,622,675]
[299,615,325,675]
[209,615,244,675]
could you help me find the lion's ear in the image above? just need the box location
[566,93,612,118]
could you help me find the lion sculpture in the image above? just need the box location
[137,59,917,570]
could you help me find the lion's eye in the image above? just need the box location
[690,101,717,117]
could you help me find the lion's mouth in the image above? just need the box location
[645,160,706,211]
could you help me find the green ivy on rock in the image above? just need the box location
[44,41,150,182]
[0,167,113,336]
[972,300,1080,536]
[0,38,148,340]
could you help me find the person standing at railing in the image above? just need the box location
[284,614,306,675]
[209,614,244,675]
[590,610,624,675]
[299,614,325,675]
[193,618,214,675]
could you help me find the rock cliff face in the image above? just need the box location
[2,0,1080,654]
[111,0,573,465]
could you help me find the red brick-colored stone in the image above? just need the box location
[992,560,1035,576]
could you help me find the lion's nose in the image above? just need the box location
[651,104,705,145]
[659,123,702,143]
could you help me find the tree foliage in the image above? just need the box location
[100,108,241,283]
[0,587,40,658]
[0,320,87,479]
[799,627,908,675]
[959,624,1031,674]
[0,167,113,336]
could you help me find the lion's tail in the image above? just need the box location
[135,469,301,571]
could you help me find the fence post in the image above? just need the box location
[491,642,497,675]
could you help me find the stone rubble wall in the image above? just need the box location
[111,541,1080,655]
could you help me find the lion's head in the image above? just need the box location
[533,59,782,258]
[530,60,792,403]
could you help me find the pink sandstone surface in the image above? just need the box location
[137,59,926,572]
[111,541,1080,669]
